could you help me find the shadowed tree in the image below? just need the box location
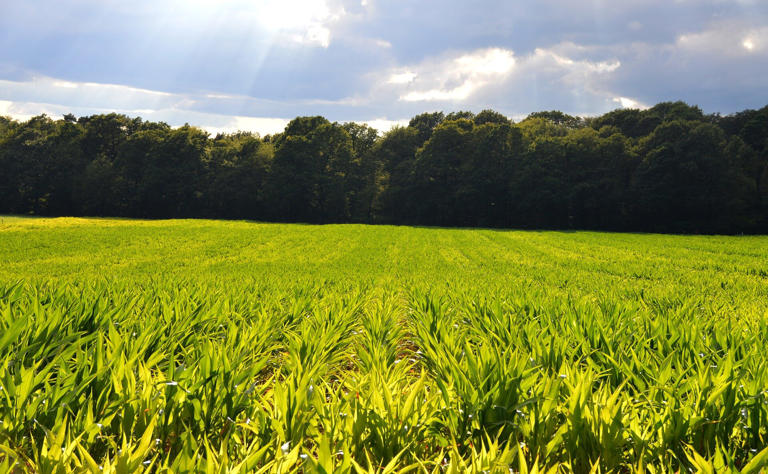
[410,118,475,225]
[408,112,445,144]
[266,116,356,223]
[562,127,636,230]
[0,115,85,215]
[526,111,584,129]
[341,122,380,222]
[0,103,766,233]
[204,132,273,219]
[370,126,422,224]
[474,109,510,126]
[631,120,752,233]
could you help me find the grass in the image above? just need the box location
[0,217,767,472]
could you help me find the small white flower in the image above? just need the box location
[281,441,291,454]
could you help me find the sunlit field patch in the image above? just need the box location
[1,217,767,472]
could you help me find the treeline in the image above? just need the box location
[1,102,767,233]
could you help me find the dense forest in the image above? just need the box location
[1,101,767,233]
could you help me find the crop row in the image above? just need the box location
[1,280,767,472]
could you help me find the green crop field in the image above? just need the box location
[1,217,767,473]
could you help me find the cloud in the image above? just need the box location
[0,75,289,135]
[396,48,516,102]
[0,76,178,114]
[388,72,417,85]
[363,117,409,132]
[253,0,348,48]
[601,20,768,112]
[200,116,290,136]
[0,0,766,122]
[612,97,649,109]
[0,74,410,135]
[0,94,291,136]
[676,23,768,56]
[365,45,624,117]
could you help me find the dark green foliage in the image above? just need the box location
[526,110,584,128]
[474,109,510,125]
[0,115,85,215]
[0,101,766,233]
[370,126,422,223]
[204,132,273,219]
[631,121,754,233]
[407,111,445,142]
[266,117,360,223]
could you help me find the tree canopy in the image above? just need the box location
[1,101,766,233]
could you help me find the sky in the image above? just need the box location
[0,0,767,135]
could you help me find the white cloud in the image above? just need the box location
[388,71,417,84]
[0,75,298,135]
[525,47,621,81]
[52,81,79,89]
[363,117,409,132]
[0,100,35,121]
[0,95,292,136]
[125,0,349,49]
[253,0,346,48]
[201,116,290,136]
[206,93,236,100]
[401,84,476,102]
[677,24,768,55]
[612,96,649,109]
[397,48,516,102]
[289,25,332,48]
[379,45,622,112]
[0,73,412,136]
[0,99,68,122]
[0,76,179,113]
[456,48,517,75]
